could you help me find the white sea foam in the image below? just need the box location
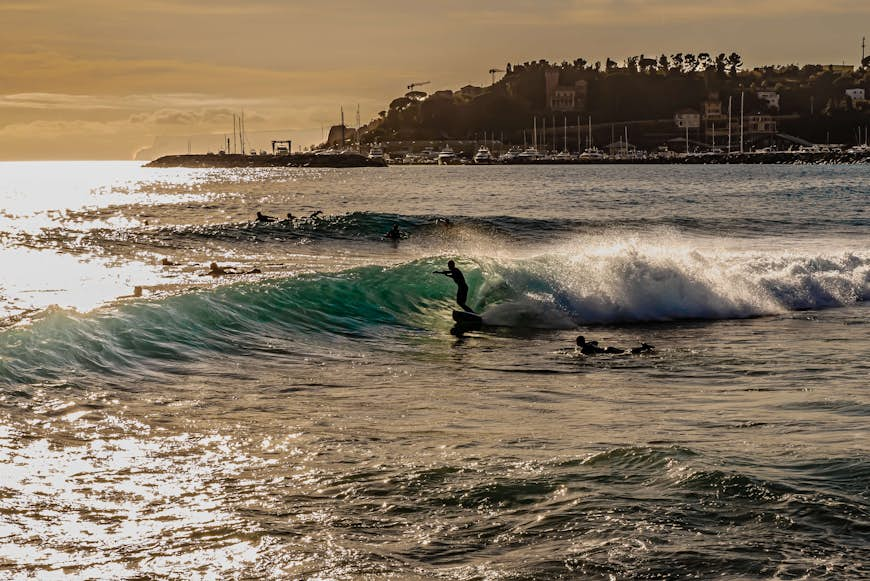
[475,234,870,325]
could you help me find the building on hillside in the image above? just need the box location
[845,88,869,110]
[746,114,777,134]
[431,90,454,99]
[702,94,729,141]
[756,91,781,111]
[544,70,588,112]
[674,108,701,129]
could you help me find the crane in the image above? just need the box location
[407,81,431,91]
[488,68,505,85]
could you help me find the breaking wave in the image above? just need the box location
[1,237,867,384]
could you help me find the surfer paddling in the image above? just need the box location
[434,260,474,313]
[201,262,261,278]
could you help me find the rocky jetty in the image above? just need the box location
[500,151,869,165]
[145,153,387,168]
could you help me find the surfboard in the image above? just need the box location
[452,310,482,324]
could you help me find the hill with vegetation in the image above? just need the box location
[360,52,870,148]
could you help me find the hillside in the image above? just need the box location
[359,53,870,149]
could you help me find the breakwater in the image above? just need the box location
[500,151,869,165]
[145,153,387,168]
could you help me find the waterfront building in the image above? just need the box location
[674,108,701,129]
[746,114,777,134]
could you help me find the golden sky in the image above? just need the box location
[1,0,867,160]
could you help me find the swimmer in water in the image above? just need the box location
[385,223,403,241]
[576,336,654,355]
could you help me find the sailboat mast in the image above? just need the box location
[240,111,246,155]
[577,115,581,152]
[356,104,361,151]
[563,117,567,152]
[533,117,537,150]
[727,96,732,154]
[588,116,593,148]
[340,107,345,148]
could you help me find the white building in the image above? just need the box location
[674,108,700,129]
[756,91,780,111]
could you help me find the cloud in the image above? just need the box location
[0,3,41,11]
[450,0,870,27]
[128,108,266,126]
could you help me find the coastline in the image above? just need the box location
[145,152,387,168]
[145,151,868,168]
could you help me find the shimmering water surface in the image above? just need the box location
[1,162,868,579]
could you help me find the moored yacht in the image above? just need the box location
[578,146,605,160]
[473,145,494,164]
[514,146,542,162]
[437,145,457,165]
[368,143,387,161]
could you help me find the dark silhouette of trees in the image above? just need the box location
[640,56,659,73]
[358,48,867,147]
[727,53,743,77]
[389,97,412,111]
[659,54,670,71]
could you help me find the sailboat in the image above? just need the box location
[516,118,542,161]
[579,117,605,160]
[554,117,573,160]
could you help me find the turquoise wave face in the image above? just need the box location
[3,244,869,385]
[0,258,480,386]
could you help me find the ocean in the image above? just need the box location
[1,161,868,579]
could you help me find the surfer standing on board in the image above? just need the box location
[434,260,474,313]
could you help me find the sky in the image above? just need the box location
[1,0,867,160]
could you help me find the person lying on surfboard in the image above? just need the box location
[434,260,474,313]
[201,262,262,278]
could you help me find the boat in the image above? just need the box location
[473,145,494,164]
[514,147,542,162]
[437,145,457,165]
[499,147,521,162]
[578,146,606,160]
[368,143,387,161]
[578,117,606,160]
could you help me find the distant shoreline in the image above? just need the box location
[145,151,868,168]
[145,153,387,168]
